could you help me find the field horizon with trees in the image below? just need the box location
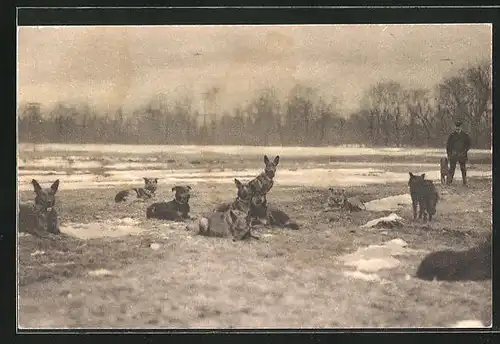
[18,61,491,149]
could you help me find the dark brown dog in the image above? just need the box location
[146,185,192,221]
[18,179,61,237]
[416,234,491,281]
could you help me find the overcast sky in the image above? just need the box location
[18,24,491,115]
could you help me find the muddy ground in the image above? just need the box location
[17,177,492,328]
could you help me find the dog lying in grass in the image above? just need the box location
[18,179,61,238]
[146,185,192,221]
[415,234,491,281]
[115,177,158,203]
[187,209,259,241]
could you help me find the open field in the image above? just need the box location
[17,145,492,328]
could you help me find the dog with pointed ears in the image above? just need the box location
[248,155,280,196]
[115,177,158,203]
[18,179,61,237]
[146,185,192,221]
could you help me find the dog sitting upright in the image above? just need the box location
[115,177,158,203]
[214,178,268,225]
[248,155,279,196]
[18,179,61,237]
[146,185,192,221]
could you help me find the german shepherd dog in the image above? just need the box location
[249,192,300,230]
[415,234,491,281]
[18,179,61,237]
[146,185,192,221]
[408,172,439,222]
[248,155,279,196]
[115,177,158,203]
[191,209,260,241]
[440,157,449,185]
[327,188,366,212]
[215,178,268,225]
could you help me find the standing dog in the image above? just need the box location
[18,179,61,237]
[408,172,439,222]
[115,177,158,203]
[146,185,192,221]
[248,155,279,196]
[440,157,449,185]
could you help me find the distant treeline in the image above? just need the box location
[18,61,491,149]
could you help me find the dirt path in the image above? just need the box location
[18,178,492,328]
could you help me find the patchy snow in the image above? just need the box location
[18,143,491,157]
[341,239,426,273]
[360,213,405,229]
[17,144,492,191]
[364,194,413,212]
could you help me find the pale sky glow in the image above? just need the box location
[18,24,491,115]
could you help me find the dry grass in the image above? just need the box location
[17,178,492,328]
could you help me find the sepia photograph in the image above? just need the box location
[17,22,492,329]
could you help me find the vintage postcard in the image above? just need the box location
[17,13,492,329]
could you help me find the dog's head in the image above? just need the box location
[263,155,280,179]
[172,185,192,204]
[32,179,59,211]
[228,210,252,241]
[234,178,252,201]
[408,172,426,188]
[143,177,158,193]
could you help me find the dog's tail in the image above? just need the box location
[146,204,156,219]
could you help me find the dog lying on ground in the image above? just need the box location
[249,192,300,230]
[408,172,439,222]
[326,188,366,212]
[415,234,491,281]
[188,209,259,241]
[146,185,192,221]
[215,178,268,225]
[18,179,61,237]
[115,177,158,203]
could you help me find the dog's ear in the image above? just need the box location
[143,177,149,183]
[234,178,242,188]
[50,179,60,194]
[409,172,414,178]
[421,173,425,179]
[273,155,280,165]
[264,155,270,165]
[229,210,238,224]
[187,186,192,190]
[154,178,158,183]
[32,179,42,194]
[172,187,177,192]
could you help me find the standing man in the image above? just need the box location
[446,119,471,186]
